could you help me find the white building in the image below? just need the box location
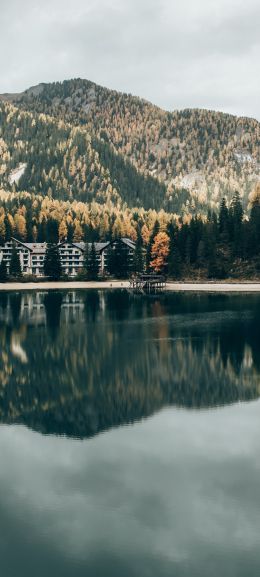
[0,237,136,277]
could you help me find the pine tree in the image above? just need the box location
[112,240,130,278]
[248,193,260,258]
[26,206,34,242]
[4,215,12,241]
[167,221,181,277]
[87,243,99,280]
[46,219,59,244]
[9,245,22,278]
[132,229,144,274]
[146,220,160,271]
[107,245,116,276]
[168,246,182,279]
[37,219,47,242]
[67,222,74,243]
[0,259,8,282]
[230,192,243,257]
[219,197,229,243]
[83,242,89,276]
[44,244,62,280]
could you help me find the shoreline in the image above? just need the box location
[1,281,260,292]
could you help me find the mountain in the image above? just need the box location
[1,78,260,214]
[0,98,166,210]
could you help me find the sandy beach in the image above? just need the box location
[1,280,260,292]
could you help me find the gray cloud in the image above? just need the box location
[0,0,259,119]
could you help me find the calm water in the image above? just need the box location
[0,290,260,577]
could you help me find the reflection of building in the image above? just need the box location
[0,237,136,277]
[0,292,88,326]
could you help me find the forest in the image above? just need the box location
[1,78,260,214]
[0,185,260,281]
[0,80,260,281]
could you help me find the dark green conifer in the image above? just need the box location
[219,197,230,243]
[9,245,22,278]
[0,259,8,282]
[112,241,130,278]
[168,246,182,279]
[146,220,160,271]
[4,216,12,242]
[132,230,144,274]
[87,243,99,280]
[44,244,62,280]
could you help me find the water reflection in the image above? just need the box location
[0,291,260,438]
[44,292,63,339]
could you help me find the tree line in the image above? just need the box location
[1,187,260,282]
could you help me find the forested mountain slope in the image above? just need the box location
[0,99,166,210]
[2,78,260,214]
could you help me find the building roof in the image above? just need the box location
[3,238,135,255]
[73,243,85,251]
[121,238,136,250]
[25,243,46,254]
[60,241,110,253]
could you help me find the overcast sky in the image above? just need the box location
[1,0,259,119]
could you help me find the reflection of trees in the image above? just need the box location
[9,293,22,326]
[84,291,100,323]
[0,291,260,439]
[106,290,132,321]
[44,292,63,339]
[0,293,8,312]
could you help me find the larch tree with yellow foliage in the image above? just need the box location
[73,219,84,242]
[59,219,68,241]
[150,232,170,273]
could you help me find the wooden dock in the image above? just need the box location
[129,274,167,293]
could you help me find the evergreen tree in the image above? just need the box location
[44,244,62,280]
[168,245,182,279]
[37,219,47,242]
[230,192,244,257]
[117,241,130,278]
[146,220,160,271]
[67,222,74,243]
[83,242,89,276]
[247,195,260,258]
[26,206,34,242]
[185,235,192,266]
[0,259,8,282]
[4,215,12,242]
[219,197,229,243]
[166,221,182,277]
[86,243,99,280]
[132,230,144,274]
[107,245,116,276]
[109,240,130,278]
[46,219,59,244]
[196,239,205,268]
[9,245,22,278]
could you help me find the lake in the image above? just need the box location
[0,290,260,577]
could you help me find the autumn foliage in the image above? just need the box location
[3,78,259,215]
[150,232,170,273]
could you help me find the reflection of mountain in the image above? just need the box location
[0,291,260,439]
